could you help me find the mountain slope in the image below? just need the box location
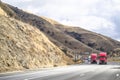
[0,2,98,55]
[40,17,120,53]
[1,1,120,57]
[0,15,73,72]
[54,25,120,53]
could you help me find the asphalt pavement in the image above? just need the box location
[0,63,120,80]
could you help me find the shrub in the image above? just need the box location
[47,30,50,34]
[65,40,68,43]
[87,42,96,47]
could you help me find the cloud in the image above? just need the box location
[118,39,120,42]
[60,16,117,38]
[3,0,33,3]
[2,0,120,41]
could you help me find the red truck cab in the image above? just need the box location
[90,53,97,64]
[98,52,107,64]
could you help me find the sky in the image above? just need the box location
[2,0,120,41]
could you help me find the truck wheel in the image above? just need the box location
[105,62,107,64]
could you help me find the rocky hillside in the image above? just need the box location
[54,25,120,53]
[42,17,120,53]
[0,2,98,56]
[0,13,73,72]
[1,1,120,57]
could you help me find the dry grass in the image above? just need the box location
[41,16,60,25]
[1,3,95,56]
[0,2,15,17]
[58,26,120,53]
[108,57,120,62]
[0,15,73,72]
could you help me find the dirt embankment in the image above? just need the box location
[0,15,73,72]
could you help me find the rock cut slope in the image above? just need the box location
[0,14,72,72]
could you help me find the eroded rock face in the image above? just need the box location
[0,15,72,72]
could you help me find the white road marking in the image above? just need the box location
[0,65,115,80]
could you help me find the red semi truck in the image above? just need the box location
[98,52,107,64]
[90,53,97,64]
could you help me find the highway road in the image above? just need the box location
[0,63,120,80]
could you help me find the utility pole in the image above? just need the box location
[74,53,76,62]
[73,50,77,62]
